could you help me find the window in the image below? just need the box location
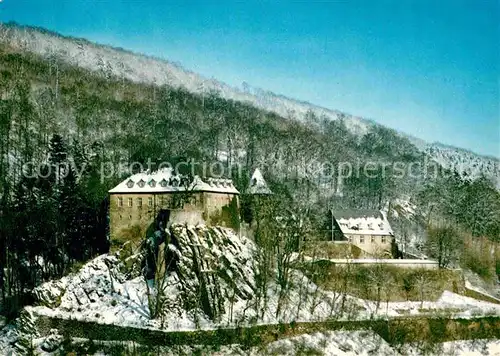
[170,177,179,187]
[371,235,375,243]
[381,236,386,243]
[128,198,133,207]
[148,197,153,207]
[347,236,352,243]
[149,179,156,188]
[117,196,123,207]
[160,179,168,187]
[360,236,365,244]
[137,197,142,207]
[137,179,145,188]
[126,179,134,188]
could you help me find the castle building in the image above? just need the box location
[108,168,239,247]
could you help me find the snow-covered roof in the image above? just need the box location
[108,168,239,194]
[331,209,393,236]
[246,168,272,195]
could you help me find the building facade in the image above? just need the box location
[108,169,239,247]
[330,209,395,257]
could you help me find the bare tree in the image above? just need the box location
[367,264,386,315]
[414,271,432,309]
[427,225,461,268]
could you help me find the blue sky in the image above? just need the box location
[0,0,498,157]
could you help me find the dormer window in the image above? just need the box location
[137,179,146,188]
[170,177,179,187]
[126,179,134,188]
[160,179,168,187]
[149,179,156,188]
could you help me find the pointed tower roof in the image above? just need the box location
[247,168,273,195]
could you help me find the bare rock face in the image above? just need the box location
[167,225,257,320]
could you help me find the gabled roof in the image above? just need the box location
[109,168,239,194]
[331,209,393,236]
[247,168,272,195]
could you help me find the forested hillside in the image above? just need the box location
[1,22,498,184]
[0,26,499,317]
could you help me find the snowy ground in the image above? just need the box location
[405,339,500,356]
[464,269,500,301]
[3,327,499,355]
[360,290,500,319]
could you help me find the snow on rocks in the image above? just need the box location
[27,224,359,331]
[167,225,257,320]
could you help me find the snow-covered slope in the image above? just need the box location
[0,23,498,186]
[425,143,499,188]
[0,23,371,137]
[29,224,357,330]
[2,223,500,354]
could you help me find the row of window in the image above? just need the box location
[117,196,152,208]
[347,235,388,244]
[126,177,183,189]
[116,196,187,209]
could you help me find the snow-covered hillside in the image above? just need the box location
[0,23,498,186]
[0,23,371,137]
[425,143,500,188]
